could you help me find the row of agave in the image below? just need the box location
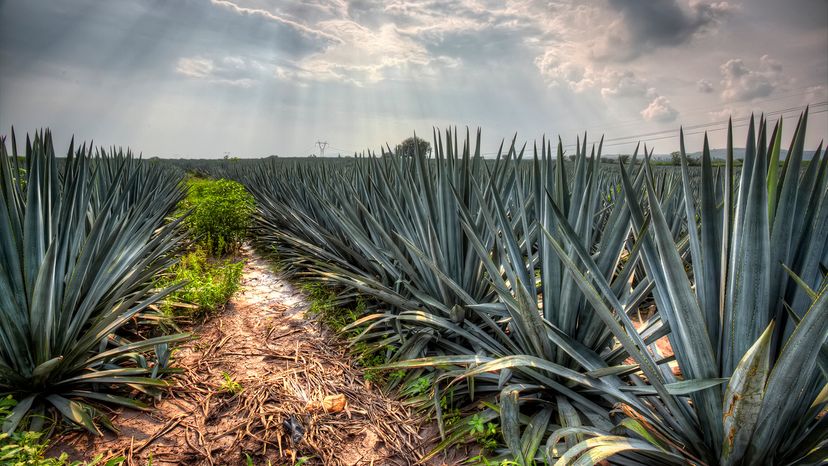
[234,110,826,465]
[0,130,189,434]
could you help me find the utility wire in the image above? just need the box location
[318,99,826,157]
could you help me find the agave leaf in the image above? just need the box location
[456,355,643,416]
[812,383,828,409]
[748,282,828,462]
[501,387,524,464]
[31,355,63,384]
[377,354,491,371]
[783,263,818,300]
[540,225,702,439]
[522,407,553,462]
[723,116,771,375]
[45,394,98,434]
[553,435,685,466]
[1,395,35,433]
[768,110,808,336]
[557,396,582,452]
[545,426,607,462]
[84,334,190,367]
[64,391,150,411]
[585,365,639,378]
[767,118,782,221]
[616,418,666,452]
[620,378,728,396]
[641,163,723,453]
[721,322,774,465]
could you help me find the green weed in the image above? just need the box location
[220,372,243,395]
[468,414,499,452]
[157,248,244,322]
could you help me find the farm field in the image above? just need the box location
[2,1,827,465]
[1,111,826,465]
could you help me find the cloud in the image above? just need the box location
[719,54,785,101]
[176,57,213,79]
[595,0,733,61]
[535,54,659,103]
[641,95,679,122]
[0,0,334,88]
[531,1,732,100]
[697,79,714,93]
[209,0,342,44]
[3,0,826,160]
[273,19,460,86]
[534,51,594,91]
[708,106,750,121]
[601,71,650,98]
[805,85,827,102]
[175,56,261,87]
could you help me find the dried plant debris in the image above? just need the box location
[50,246,430,466]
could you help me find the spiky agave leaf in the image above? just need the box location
[0,129,188,433]
[551,111,827,465]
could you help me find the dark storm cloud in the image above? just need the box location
[602,0,731,60]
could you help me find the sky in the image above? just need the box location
[1,0,826,158]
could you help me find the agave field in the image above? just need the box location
[1,109,826,465]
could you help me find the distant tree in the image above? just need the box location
[670,151,681,165]
[618,154,630,164]
[567,154,577,162]
[395,136,432,158]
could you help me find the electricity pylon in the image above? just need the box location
[316,141,328,158]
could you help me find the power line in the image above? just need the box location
[595,101,826,145]
[315,100,826,158]
[554,83,828,136]
[539,102,825,152]
[592,104,827,150]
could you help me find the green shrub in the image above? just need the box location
[183,178,254,255]
[158,248,244,321]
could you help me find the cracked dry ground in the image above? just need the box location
[53,246,448,466]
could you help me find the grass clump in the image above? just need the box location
[301,283,366,332]
[157,248,244,322]
[182,178,254,255]
[300,282,391,381]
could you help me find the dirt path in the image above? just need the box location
[53,246,438,466]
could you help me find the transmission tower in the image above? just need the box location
[316,141,328,158]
